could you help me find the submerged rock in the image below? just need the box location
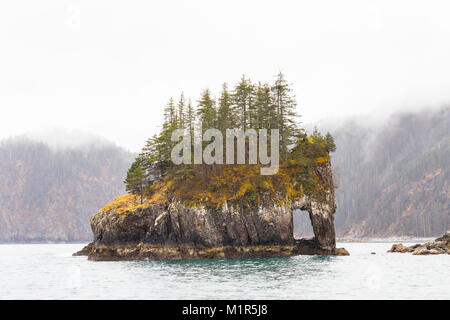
[388,232,450,255]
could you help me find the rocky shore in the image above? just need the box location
[388,232,450,255]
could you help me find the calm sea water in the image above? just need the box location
[0,242,448,299]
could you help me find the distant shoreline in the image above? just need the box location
[337,237,435,243]
[0,241,91,245]
[0,237,438,245]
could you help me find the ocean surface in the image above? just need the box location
[0,242,448,299]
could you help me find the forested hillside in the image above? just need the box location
[331,107,449,238]
[0,138,133,242]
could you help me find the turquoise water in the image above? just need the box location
[0,242,448,299]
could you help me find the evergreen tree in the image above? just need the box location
[217,83,234,134]
[177,93,186,128]
[140,134,164,177]
[325,132,337,152]
[155,99,179,170]
[185,98,195,138]
[124,156,148,204]
[271,72,299,154]
[232,75,255,129]
[254,82,275,130]
[197,89,216,131]
[164,98,177,125]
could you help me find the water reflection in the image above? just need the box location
[128,255,336,284]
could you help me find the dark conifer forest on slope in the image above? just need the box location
[0,138,133,241]
[331,106,449,238]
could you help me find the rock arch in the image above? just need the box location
[291,196,337,254]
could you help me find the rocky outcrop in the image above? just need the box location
[72,243,94,256]
[388,232,450,255]
[74,160,348,261]
[388,243,417,253]
[89,201,293,248]
[74,192,347,260]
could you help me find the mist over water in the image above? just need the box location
[1,243,448,299]
[2,1,450,151]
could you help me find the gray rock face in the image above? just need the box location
[75,162,347,260]
[77,190,346,260]
[90,201,294,248]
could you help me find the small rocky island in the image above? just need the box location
[74,74,349,261]
[388,232,450,255]
[74,162,349,261]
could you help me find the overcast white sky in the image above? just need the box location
[1,0,449,151]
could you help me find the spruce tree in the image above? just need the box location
[124,156,148,204]
[197,89,216,131]
[177,93,186,128]
[254,82,275,130]
[156,98,179,170]
[185,98,195,139]
[271,72,299,154]
[141,134,163,177]
[232,75,255,130]
[217,83,234,134]
[325,132,337,152]
[164,98,177,125]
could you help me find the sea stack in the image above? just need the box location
[74,162,349,261]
